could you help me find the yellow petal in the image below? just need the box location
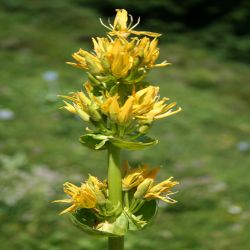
[51,199,72,203]
[118,96,134,125]
[114,9,128,30]
[59,204,77,215]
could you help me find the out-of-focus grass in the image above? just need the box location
[0,5,250,250]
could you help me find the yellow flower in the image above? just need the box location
[132,86,159,115]
[132,86,182,123]
[68,49,104,74]
[100,9,161,38]
[117,96,134,125]
[67,35,168,82]
[52,182,97,215]
[108,39,134,78]
[68,38,137,79]
[144,177,179,203]
[87,175,107,190]
[123,162,178,203]
[101,94,134,125]
[122,162,159,191]
[135,37,170,68]
[87,175,107,205]
[60,82,102,122]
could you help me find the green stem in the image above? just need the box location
[108,143,124,250]
[125,192,130,208]
[108,143,122,205]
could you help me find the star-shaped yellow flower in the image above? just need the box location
[122,162,159,191]
[133,85,182,123]
[135,177,179,203]
[52,182,97,215]
[100,9,161,38]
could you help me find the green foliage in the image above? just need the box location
[1,3,250,250]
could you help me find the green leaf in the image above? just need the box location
[97,213,128,236]
[79,133,158,151]
[135,200,158,226]
[69,209,112,237]
[113,212,129,235]
[110,136,158,150]
[79,134,108,150]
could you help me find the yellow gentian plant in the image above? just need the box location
[54,9,181,250]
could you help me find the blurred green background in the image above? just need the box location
[0,1,250,249]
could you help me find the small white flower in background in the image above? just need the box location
[0,108,15,121]
[42,71,59,82]
[228,205,242,215]
[236,141,249,152]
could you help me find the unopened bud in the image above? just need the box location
[100,55,111,70]
[138,124,150,134]
[134,178,153,199]
[75,106,90,122]
[88,104,102,121]
[85,54,103,75]
[87,72,100,86]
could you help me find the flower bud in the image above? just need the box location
[100,55,111,71]
[78,91,91,106]
[75,105,90,122]
[138,124,150,134]
[87,72,100,86]
[88,104,102,122]
[108,97,120,122]
[84,52,103,75]
[134,178,154,199]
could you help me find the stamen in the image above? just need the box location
[108,17,114,29]
[128,14,134,29]
[129,17,141,31]
[99,18,112,31]
[107,35,114,42]
[154,96,160,102]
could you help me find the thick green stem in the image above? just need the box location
[108,143,122,204]
[108,143,124,250]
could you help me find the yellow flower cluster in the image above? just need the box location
[60,9,181,143]
[61,84,181,136]
[60,82,102,123]
[122,163,178,204]
[53,163,178,215]
[68,37,169,85]
[67,9,169,86]
[54,9,181,237]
